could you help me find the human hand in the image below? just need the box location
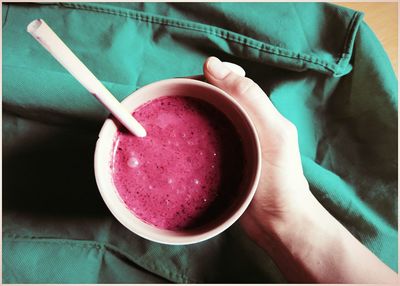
[203,56,317,242]
[203,57,398,283]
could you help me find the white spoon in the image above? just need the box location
[27,19,147,137]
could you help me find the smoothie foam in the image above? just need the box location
[111,96,244,230]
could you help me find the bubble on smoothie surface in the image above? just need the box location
[127,156,140,168]
[111,96,245,230]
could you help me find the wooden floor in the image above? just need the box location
[334,2,398,76]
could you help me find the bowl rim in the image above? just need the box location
[94,78,262,245]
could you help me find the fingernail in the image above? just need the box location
[207,57,230,79]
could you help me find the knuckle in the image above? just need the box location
[230,76,257,97]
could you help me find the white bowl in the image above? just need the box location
[94,78,261,245]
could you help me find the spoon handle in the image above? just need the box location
[27,19,146,137]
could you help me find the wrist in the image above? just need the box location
[252,191,341,282]
[252,181,323,236]
[264,190,337,246]
[251,190,398,283]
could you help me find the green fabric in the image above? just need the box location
[3,2,397,283]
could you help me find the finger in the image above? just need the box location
[221,62,246,77]
[203,56,286,126]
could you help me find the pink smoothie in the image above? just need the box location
[111,96,244,230]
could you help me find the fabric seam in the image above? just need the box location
[3,64,138,88]
[341,11,360,56]
[58,2,358,75]
[3,236,194,283]
[334,10,364,76]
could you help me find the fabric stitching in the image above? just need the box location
[341,11,363,56]
[58,2,360,75]
[3,64,138,88]
[3,236,194,283]
[334,11,364,76]
[66,3,331,67]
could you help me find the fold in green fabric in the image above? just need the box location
[3,2,397,283]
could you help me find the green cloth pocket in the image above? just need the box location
[3,2,397,283]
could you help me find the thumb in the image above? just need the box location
[203,56,286,127]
